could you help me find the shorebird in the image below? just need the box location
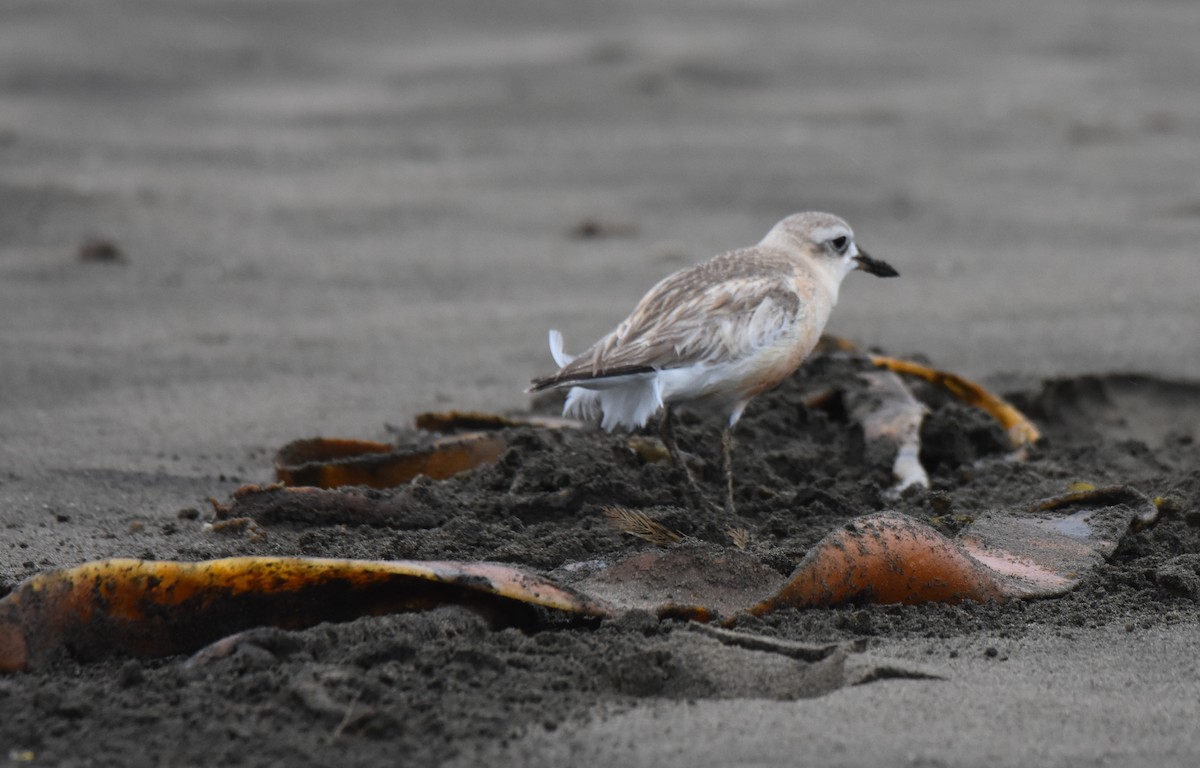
[528,212,898,517]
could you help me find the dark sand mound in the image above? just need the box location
[3,358,1197,766]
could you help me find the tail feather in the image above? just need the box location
[532,329,664,430]
[563,387,600,422]
[548,329,574,367]
[563,378,662,432]
[526,330,577,394]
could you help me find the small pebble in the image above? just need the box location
[117,660,144,688]
[78,237,127,263]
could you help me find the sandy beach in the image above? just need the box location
[2,1,1199,765]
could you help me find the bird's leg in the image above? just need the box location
[722,426,736,517]
[659,406,706,507]
[721,427,753,548]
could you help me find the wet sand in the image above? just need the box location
[2,1,1199,765]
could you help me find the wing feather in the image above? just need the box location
[531,248,806,390]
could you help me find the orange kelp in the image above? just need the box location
[749,486,1154,613]
[958,485,1160,598]
[748,512,1006,613]
[0,557,608,673]
[868,355,1042,448]
[275,434,506,489]
[2,483,1155,672]
[816,336,1041,449]
[594,488,1153,620]
[272,411,582,490]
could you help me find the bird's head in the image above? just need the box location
[761,212,899,294]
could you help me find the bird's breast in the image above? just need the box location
[657,323,825,408]
[655,280,834,410]
[738,330,821,399]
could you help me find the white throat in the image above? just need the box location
[759,227,846,305]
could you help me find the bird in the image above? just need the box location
[527,211,898,518]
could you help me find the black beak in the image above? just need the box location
[853,248,899,278]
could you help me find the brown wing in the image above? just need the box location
[530,249,805,390]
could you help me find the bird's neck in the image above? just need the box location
[798,255,842,306]
[758,229,842,305]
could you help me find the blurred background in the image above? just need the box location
[2,0,1198,473]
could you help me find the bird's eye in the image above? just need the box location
[830,235,849,253]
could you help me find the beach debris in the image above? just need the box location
[1035,483,1161,530]
[602,624,859,700]
[590,484,1157,620]
[77,237,127,264]
[598,623,939,700]
[603,506,685,547]
[0,557,608,673]
[598,505,753,553]
[807,338,1038,491]
[687,623,860,662]
[957,485,1159,598]
[726,526,752,550]
[275,434,506,489]
[844,370,930,493]
[868,355,1041,449]
[747,512,1006,613]
[568,216,637,240]
[816,335,1041,451]
[0,482,1159,671]
[0,345,1117,672]
[206,514,268,542]
[755,485,1155,611]
[414,411,584,432]
[273,411,587,490]
[626,435,672,464]
[577,541,783,618]
[274,345,1032,506]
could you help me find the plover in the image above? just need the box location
[528,211,898,516]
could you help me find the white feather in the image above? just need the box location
[562,374,663,431]
[562,387,600,422]
[548,329,575,367]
